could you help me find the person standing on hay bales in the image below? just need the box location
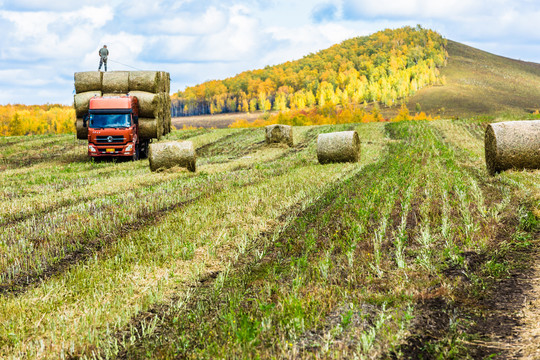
[98,45,109,72]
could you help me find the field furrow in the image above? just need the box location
[103,120,537,359]
[0,125,332,294]
[0,120,537,359]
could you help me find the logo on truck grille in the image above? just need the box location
[96,135,124,143]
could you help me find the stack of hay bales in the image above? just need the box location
[485,120,540,175]
[73,71,171,140]
[148,141,196,172]
[317,130,361,164]
[265,124,293,147]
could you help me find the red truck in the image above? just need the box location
[82,96,149,160]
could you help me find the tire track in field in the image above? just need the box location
[77,163,365,360]
[0,139,313,297]
[0,195,203,296]
[0,131,259,228]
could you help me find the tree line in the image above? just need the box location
[0,104,75,136]
[172,26,447,116]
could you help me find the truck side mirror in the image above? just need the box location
[83,114,88,128]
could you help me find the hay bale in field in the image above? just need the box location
[75,118,88,140]
[138,118,162,140]
[129,91,162,118]
[317,130,361,164]
[74,71,102,93]
[102,71,130,93]
[74,91,102,117]
[485,120,540,174]
[265,124,293,147]
[149,141,196,172]
[128,71,161,93]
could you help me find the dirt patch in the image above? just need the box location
[511,245,540,359]
[172,112,273,129]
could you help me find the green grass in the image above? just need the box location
[0,120,538,359]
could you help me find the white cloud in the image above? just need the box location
[1,0,540,104]
[150,6,228,35]
[0,6,114,61]
[2,0,114,11]
[342,0,497,19]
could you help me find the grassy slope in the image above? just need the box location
[0,120,538,359]
[407,40,540,117]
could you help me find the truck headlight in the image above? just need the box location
[125,144,133,152]
[88,145,97,152]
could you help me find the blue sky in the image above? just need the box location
[1,0,540,105]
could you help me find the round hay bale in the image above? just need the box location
[165,95,172,134]
[159,71,171,93]
[317,130,361,164]
[102,71,130,94]
[128,91,161,118]
[75,118,88,140]
[128,71,161,93]
[74,91,102,118]
[74,71,102,93]
[265,124,293,147]
[138,118,162,140]
[485,120,540,175]
[102,93,127,97]
[149,141,196,172]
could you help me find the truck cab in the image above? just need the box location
[84,96,149,160]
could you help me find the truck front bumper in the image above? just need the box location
[88,143,134,157]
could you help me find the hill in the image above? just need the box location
[172,26,447,117]
[407,40,540,117]
[172,27,540,122]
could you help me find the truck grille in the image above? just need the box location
[96,135,124,144]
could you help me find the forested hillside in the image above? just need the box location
[172,26,447,116]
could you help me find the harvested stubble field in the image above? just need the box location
[0,119,538,359]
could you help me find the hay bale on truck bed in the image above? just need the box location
[74,91,102,118]
[317,130,361,164]
[74,72,102,93]
[138,118,162,140]
[485,120,540,175]
[160,71,171,93]
[128,71,162,93]
[149,141,196,172]
[75,118,88,140]
[128,91,162,118]
[265,124,293,147]
[102,71,129,94]
[164,94,172,134]
[102,93,127,97]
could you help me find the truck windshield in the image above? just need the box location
[89,113,131,128]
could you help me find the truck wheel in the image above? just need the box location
[132,144,140,161]
[139,140,149,159]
